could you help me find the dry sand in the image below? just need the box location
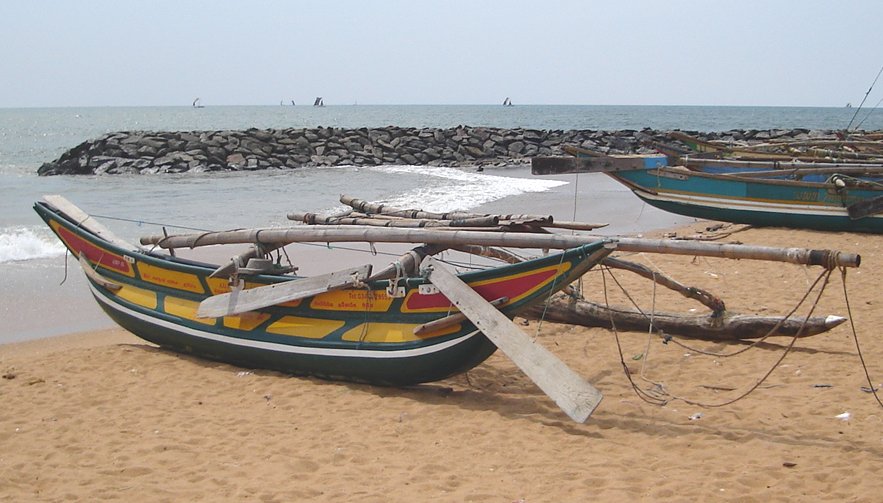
[2,223,882,502]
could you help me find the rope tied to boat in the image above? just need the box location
[604,257,847,408]
[188,231,217,249]
[350,271,366,289]
[406,250,423,272]
[839,266,883,408]
[386,259,406,298]
[805,249,851,270]
[826,251,842,271]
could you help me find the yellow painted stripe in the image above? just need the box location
[266,316,344,339]
[206,277,233,295]
[137,262,205,294]
[341,322,459,343]
[114,284,158,309]
[310,289,393,312]
[223,312,272,331]
[164,297,216,326]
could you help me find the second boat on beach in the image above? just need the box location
[532,149,883,233]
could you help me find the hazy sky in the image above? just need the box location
[2,0,881,107]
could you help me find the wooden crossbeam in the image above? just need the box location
[197,264,372,318]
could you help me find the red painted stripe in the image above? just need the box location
[405,269,557,310]
[56,225,133,275]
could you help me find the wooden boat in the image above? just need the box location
[35,195,862,421]
[34,196,615,388]
[533,152,883,233]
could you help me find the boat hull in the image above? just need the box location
[611,168,883,233]
[35,200,610,385]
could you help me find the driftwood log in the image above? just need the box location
[521,297,846,341]
[452,245,842,340]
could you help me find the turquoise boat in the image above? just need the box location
[532,152,883,233]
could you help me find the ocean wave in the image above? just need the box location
[369,165,567,212]
[0,226,67,264]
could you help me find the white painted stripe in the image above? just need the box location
[88,283,481,360]
[634,188,883,220]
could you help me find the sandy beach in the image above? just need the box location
[2,221,883,502]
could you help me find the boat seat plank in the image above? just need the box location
[422,257,602,423]
[198,264,372,318]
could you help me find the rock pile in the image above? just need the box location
[37,126,838,176]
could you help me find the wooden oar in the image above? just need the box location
[413,297,508,336]
[197,264,372,318]
[421,257,603,423]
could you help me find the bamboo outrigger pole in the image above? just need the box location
[140,226,860,269]
[338,195,607,230]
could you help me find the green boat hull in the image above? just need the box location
[611,164,883,233]
[35,200,610,386]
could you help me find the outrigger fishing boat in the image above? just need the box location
[34,195,861,422]
[532,151,883,233]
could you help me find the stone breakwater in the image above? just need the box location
[37,126,836,176]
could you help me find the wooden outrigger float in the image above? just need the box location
[36,195,861,422]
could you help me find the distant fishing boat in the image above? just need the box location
[192,98,204,109]
[532,151,883,233]
[502,97,513,106]
[313,97,325,107]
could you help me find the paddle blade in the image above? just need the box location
[422,257,602,422]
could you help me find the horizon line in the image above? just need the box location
[0,103,857,110]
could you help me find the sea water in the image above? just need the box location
[1,105,879,342]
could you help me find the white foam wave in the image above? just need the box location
[0,226,67,264]
[369,165,567,212]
